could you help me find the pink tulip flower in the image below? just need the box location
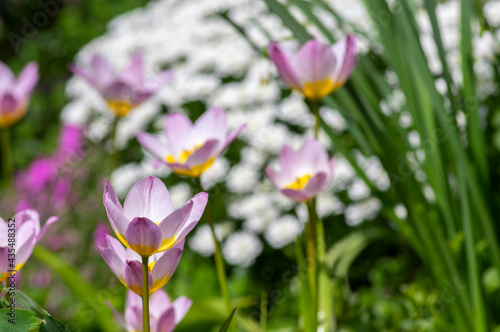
[97,235,184,296]
[0,62,39,127]
[103,176,208,257]
[109,289,192,332]
[70,54,173,117]
[265,139,334,202]
[268,36,357,100]
[0,209,57,283]
[137,107,246,177]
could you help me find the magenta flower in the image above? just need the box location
[137,107,246,178]
[109,289,192,332]
[103,176,208,257]
[265,139,334,202]
[268,36,357,100]
[97,235,184,296]
[0,61,39,127]
[70,54,173,117]
[0,209,57,282]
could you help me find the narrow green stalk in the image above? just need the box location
[260,290,267,332]
[459,165,487,332]
[305,201,318,329]
[142,256,150,332]
[1,127,12,190]
[193,177,234,331]
[311,101,320,138]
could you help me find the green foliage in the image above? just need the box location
[0,308,40,332]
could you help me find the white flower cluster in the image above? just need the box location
[64,0,491,267]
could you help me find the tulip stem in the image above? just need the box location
[142,256,150,332]
[305,200,318,329]
[193,177,234,330]
[1,127,12,190]
[311,101,320,139]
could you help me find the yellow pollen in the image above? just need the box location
[106,100,136,117]
[302,79,342,100]
[284,174,312,190]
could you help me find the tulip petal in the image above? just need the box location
[126,217,162,256]
[36,216,58,242]
[292,39,338,83]
[90,54,115,88]
[124,260,153,296]
[174,193,208,241]
[0,62,14,91]
[185,139,219,167]
[151,247,183,293]
[104,181,123,211]
[280,188,310,202]
[14,62,39,100]
[268,41,301,89]
[297,138,330,173]
[156,308,176,332]
[97,235,127,283]
[0,247,10,277]
[106,301,127,330]
[123,176,174,222]
[124,291,143,331]
[332,35,357,84]
[221,123,246,152]
[192,107,227,144]
[104,192,129,244]
[121,53,144,87]
[1,93,19,113]
[172,296,192,324]
[150,289,171,318]
[265,166,287,188]
[0,218,8,247]
[69,63,96,86]
[278,144,301,180]
[102,80,134,101]
[136,132,170,161]
[158,200,194,245]
[304,172,328,197]
[15,231,36,267]
[165,113,193,156]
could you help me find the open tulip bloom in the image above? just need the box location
[268,35,357,100]
[103,176,208,257]
[70,53,173,117]
[109,289,191,332]
[0,61,39,128]
[0,209,57,282]
[266,139,334,202]
[137,107,246,177]
[97,235,184,296]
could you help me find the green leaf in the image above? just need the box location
[0,308,40,332]
[326,228,383,278]
[32,247,116,332]
[13,289,50,319]
[39,316,69,332]
[263,0,311,43]
[218,307,237,332]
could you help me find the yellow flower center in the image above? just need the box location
[0,263,24,283]
[106,99,136,117]
[165,143,215,177]
[0,106,28,128]
[302,79,342,100]
[284,174,312,190]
